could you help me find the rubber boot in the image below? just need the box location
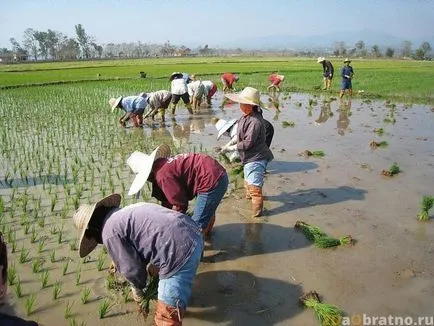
[244,181,251,200]
[154,301,184,326]
[322,77,327,90]
[248,185,263,217]
[203,215,215,239]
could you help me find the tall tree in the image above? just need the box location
[371,45,382,57]
[22,28,39,60]
[385,47,395,58]
[401,40,412,57]
[57,38,80,60]
[45,29,60,59]
[75,24,92,58]
[34,31,49,59]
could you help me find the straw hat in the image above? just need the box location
[278,75,285,81]
[127,144,171,196]
[169,72,183,81]
[216,118,237,140]
[224,87,260,106]
[344,58,351,63]
[109,96,122,112]
[72,194,121,258]
[317,57,325,63]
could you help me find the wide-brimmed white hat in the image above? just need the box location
[127,144,171,196]
[72,194,121,258]
[344,58,351,63]
[225,87,260,106]
[317,57,325,63]
[109,96,122,112]
[169,72,183,81]
[216,118,237,140]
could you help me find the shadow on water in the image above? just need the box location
[188,270,304,326]
[203,222,311,263]
[265,186,367,216]
[0,175,72,189]
[267,160,318,174]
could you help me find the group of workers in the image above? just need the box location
[317,57,355,97]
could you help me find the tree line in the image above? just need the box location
[1,25,432,63]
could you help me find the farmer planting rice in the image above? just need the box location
[339,58,354,98]
[127,144,229,238]
[169,72,192,115]
[201,80,218,106]
[267,72,285,92]
[221,87,274,217]
[317,57,334,90]
[187,78,205,112]
[141,90,172,122]
[109,93,148,128]
[220,72,239,92]
[72,194,203,326]
[0,233,40,325]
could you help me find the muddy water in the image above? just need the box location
[140,91,434,325]
[1,90,433,326]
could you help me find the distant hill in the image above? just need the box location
[219,29,434,51]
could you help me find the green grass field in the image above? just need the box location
[1,57,433,103]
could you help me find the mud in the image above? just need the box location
[1,90,433,325]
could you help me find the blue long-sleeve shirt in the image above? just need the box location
[102,203,202,289]
[341,65,354,80]
[120,96,147,114]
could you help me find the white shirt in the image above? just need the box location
[171,78,188,95]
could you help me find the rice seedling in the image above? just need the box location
[373,128,384,135]
[81,287,91,304]
[98,299,113,319]
[53,281,62,300]
[25,293,37,316]
[281,121,295,127]
[7,263,17,285]
[381,162,401,177]
[7,226,14,243]
[97,251,106,271]
[70,239,78,251]
[298,150,325,158]
[37,217,45,228]
[295,221,354,248]
[299,291,343,326]
[369,140,388,149]
[50,249,56,263]
[62,259,70,275]
[65,301,74,319]
[75,267,81,285]
[14,278,22,297]
[31,258,44,273]
[38,238,47,253]
[122,287,130,303]
[23,223,30,235]
[30,226,37,243]
[11,237,17,253]
[19,246,30,263]
[138,276,159,315]
[417,196,434,221]
[40,270,49,288]
[57,228,63,244]
[230,165,244,176]
[50,194,58,212]
[50,225,58,234]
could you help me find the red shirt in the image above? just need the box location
[221,73,237,85]
[268,74,282,86]
[151,153,226,212]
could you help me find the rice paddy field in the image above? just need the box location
[0,57,433,325]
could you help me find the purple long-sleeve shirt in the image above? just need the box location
[102,203,202,289]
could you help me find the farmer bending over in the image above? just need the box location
[127,144,228,238]
[141,90,172,122]
[317,57,334,90]
[170,72,192,115]
[109,94,148,128]
[221,72,239,92]
[267,72,285,92]
[187,79,205,113]
[72,194,203,326]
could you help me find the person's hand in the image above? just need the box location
[119,118,126,127]
[146,263,159,277]
[131,285,145,303]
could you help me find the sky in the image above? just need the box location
[1,0,433,48]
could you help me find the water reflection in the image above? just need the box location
[315,100,332,125]
[241,222,264,255]
[172,118,191,149]
[337,99,352,136]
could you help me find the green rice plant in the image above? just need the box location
[381,162,401,177]
[70,239,78,251]
[30,226,37,243]
[98,299,113,319]
[75,267,81,285]
[57,228,63,244]
[62,259,70,276]
[282,120,295,127]
[417,196,434,221]
[50,194,57,212]
[38,238,46,253]
[122,286,130,303]
[40,270,49,288]
[97,252,106,271]
[14,278,22,297]
[23,223,30,235]
[373,128,384,135]
[299,291,343,326]
[294,221,326,241]
[11,237,17,253]
[31,258,44,273]
[25,293,37,316]
[7,226,14,243]
[50,249,56,263]
[0,197,4,215]
[50,225,58,234]
[19,246,30,264]
[295,221,354,248]
[65,301,74,319]
[311,150,325,158]
[81,287,91,304]
[314,235,354,248]
[230,165,244,176]
[7,263,17,285]
[37,217,45,228]
[138,276,159,314]
[52,281,62,300]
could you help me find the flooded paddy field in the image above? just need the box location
[0,85,433,325]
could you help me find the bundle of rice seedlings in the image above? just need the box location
[282,121,295,128]
[299,291,343,326]
[230,165,244,176]
[138,276,159,315]
[298,150,325,158]
[381,162,401,177]
[219,153,231,165]
[295,221,354,248]
[417,196,434,221]
[369,141,388,149]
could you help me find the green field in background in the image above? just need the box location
[1,57,433,103]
